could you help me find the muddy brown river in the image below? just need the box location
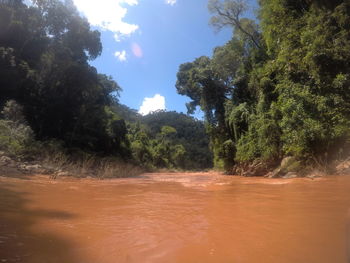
[1,173,350,263]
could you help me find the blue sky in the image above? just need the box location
[72,0,255,117]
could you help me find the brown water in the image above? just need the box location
[1,173,350,263]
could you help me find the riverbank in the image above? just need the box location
[1,150,349,180]
[0,151,144,179]
[231,156,350,179]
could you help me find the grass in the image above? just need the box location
[40,151,144,179]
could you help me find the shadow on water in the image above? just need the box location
[0,182,80,263]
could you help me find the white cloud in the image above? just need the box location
[114,50,127,61]
[72,0,139,41]
[138,94,166,115]
[166,0,176,5]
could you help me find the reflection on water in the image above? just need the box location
[0,173,350,263]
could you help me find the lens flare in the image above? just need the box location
[131,43,143,58]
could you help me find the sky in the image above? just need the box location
[71,0,251,117]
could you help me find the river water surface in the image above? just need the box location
[1,173,350,263]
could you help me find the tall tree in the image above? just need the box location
[0,0,128,155]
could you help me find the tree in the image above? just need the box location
[0,0,128,155]
[176,0,350,173]
[208,0,262,49]
[126,110,213,170]
[176,56,228,129]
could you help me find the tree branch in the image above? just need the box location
[214,6,261,49]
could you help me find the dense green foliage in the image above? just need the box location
[0,0,212,171]
[176,0,350,172]
[132,111,213,170]
[5,0,346,174]
[0,100,36,157]
[105,107,212,170]
[0,0,129,155]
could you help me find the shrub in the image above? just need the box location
[0,100,36,157]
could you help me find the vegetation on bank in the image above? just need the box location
[132,111,212,170]
[0,0,212,176]
[0,99,142,178]
[1,0,349,177]
[176,0,350,174]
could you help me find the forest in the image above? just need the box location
[0,0,349,175]
[176,0,350,173]
[0,0,212,172]
[1,1,350,261]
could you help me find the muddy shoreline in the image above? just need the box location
[1,150,349,180]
